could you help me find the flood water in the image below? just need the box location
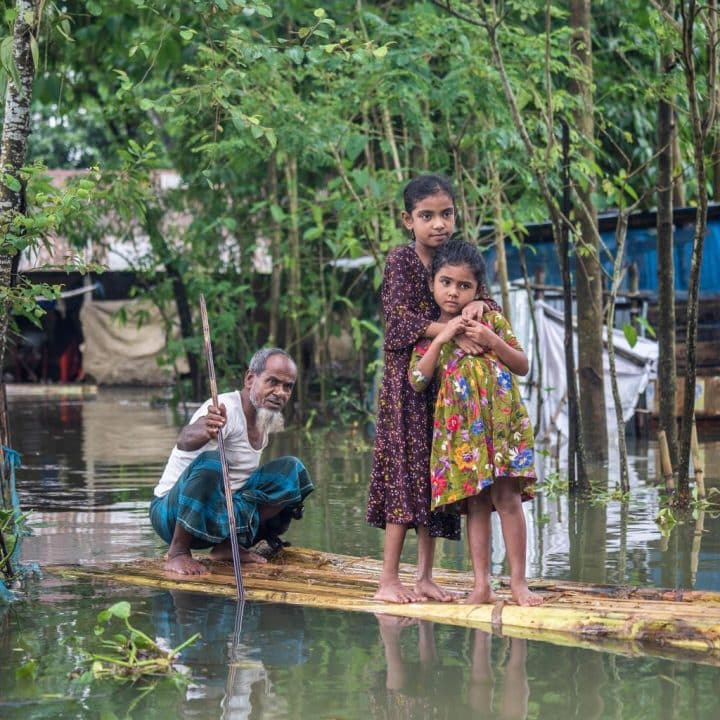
[1,388,720,719]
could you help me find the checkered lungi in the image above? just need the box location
[149,451,313,549]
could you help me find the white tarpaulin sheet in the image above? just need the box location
[80,299,189,385]
[505,291,658,441]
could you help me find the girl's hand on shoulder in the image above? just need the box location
[461,300,488,321]
[463,320,498,352]
[455,335,485,355]
[455,319,486,354]
[436,315,467,343]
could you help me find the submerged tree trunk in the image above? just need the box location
[570,0,608,467]
[561,122,589,492]
[0,0,38,453]
[0,0,38,571]
[491,164,511,322]
[473,6,588,488]
[518,246,544,434]
[657,1,679,472]
[606,213,635,493]
[676,0,716,501]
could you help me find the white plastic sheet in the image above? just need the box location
[504,291,658,440]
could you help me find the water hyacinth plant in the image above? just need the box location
[80,601,199,682]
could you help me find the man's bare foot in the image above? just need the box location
[165,552,209,576]
[374,578,424,603]
[209,543,267,564]
[415,578,455,602]
[511,581,543,606]
[463,586,498,604]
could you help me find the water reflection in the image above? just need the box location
[7,389,720,586]
[2,577,720,720]
[3,390,720,719]
[10,391,179,565]
[151,591,308,719]
[372,616,528,720]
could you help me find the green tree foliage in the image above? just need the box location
[11,1,716,455]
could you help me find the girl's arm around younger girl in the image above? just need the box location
[408,312,529,391]
[409,315,468,391]
[472,312,529,376]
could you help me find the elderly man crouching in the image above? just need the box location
[149,347,313,575]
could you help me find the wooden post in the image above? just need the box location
[534,265,546,300]
[657,430,675,493]
[690,416,705,499]
[628,261,640,330]
[554,429,561,473]
[690,509,705,587]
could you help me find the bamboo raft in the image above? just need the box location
[4,383,98,399]
[51,546,720,666]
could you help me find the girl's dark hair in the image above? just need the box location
[403,174,456,212]
[430,239,488,290]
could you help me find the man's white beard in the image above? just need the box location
[250,391,285,434]
[256,406,285,434]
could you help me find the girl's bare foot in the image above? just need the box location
[511,581,543,606]
[374,578,424,603]
[463,585,498,604]
[165,552,208,576]
[415,578,455,602]
[376,614,418,636]
[209,543,267,564]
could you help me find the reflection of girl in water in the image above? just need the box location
[468,632,529,719]
[369,616,529,720]
[369,616,461,720]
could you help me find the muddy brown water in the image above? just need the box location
[1,388,719,719]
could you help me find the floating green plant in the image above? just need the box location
[655,507,678,538]
[79,601,199,682]
[1,508,30,578]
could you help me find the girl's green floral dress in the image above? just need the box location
[409,311,536,510]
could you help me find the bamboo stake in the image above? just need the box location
[690,416,705,499]
[657,430,675,493]
[199,295,244,601]
[691,509,705,588]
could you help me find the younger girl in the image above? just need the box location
[366,175,499,603]
[409,240,542,606]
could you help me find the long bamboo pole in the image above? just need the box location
[199,295,244,601]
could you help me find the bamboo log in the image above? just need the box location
[49,546,720,666]
[691,510,705,587]
[691,416,706,499]
[657,430,675,492]
[4,383,98,399]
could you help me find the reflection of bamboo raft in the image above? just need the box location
[4,383,98,398]
[52,546,720,665]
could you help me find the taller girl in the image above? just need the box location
[366,175,498,603]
